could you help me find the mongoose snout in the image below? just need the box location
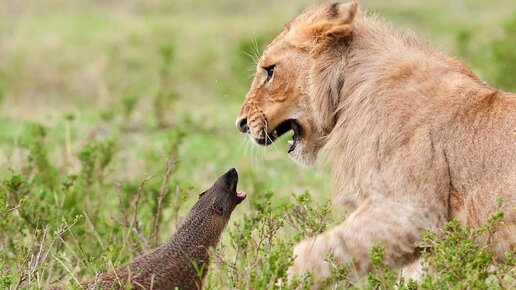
[85,168,246,290]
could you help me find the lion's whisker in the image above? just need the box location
[251,38,261,65]
[243,51,259,66]
[264,119,281,155]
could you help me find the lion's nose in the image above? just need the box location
[237,118,249,133]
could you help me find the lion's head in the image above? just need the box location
[236,2,358,166]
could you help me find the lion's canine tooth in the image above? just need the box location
[287,140,294,145]
[272,130,278,138]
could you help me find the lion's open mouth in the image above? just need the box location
[254,119,302,153]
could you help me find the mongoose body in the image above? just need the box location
[88,168,246,289]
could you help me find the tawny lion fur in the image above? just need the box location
[236,1,515,283]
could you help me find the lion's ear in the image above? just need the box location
[290,1,358,52]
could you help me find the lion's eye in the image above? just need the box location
[264,65,275,83]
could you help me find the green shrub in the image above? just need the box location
[365,211,515,290]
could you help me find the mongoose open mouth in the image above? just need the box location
[222,168,246,203]
[236,191,246,202]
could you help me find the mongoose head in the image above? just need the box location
[192,168,246,227]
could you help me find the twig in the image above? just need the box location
[152,157,176,246]
[83,211,106,250]
[5,201,23,212]
[132,174,152,251]
[52,254,82,287]
[17,220,80,289]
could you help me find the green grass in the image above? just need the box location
[0,0,515,288]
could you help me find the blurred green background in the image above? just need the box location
[0,0,514,287]
[0,0,514,193]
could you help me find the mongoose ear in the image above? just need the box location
[199,191,207,199]
[290,1,358,52]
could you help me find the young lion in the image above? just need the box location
[235,1,515,282]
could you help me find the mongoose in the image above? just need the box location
[87,168,246,290]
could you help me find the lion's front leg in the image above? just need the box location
[289,198,446,282]
[290,229,355,279]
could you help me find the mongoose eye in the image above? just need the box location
[213,205,224,215]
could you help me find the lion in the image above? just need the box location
[235,1,515,283]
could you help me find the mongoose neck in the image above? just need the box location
[166,211,227,254]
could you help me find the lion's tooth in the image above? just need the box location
[272,130,278,138]
[287,140,294,145]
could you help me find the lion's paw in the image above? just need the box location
[288,237,333,281]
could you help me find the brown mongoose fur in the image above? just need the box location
[86,168,246,290]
